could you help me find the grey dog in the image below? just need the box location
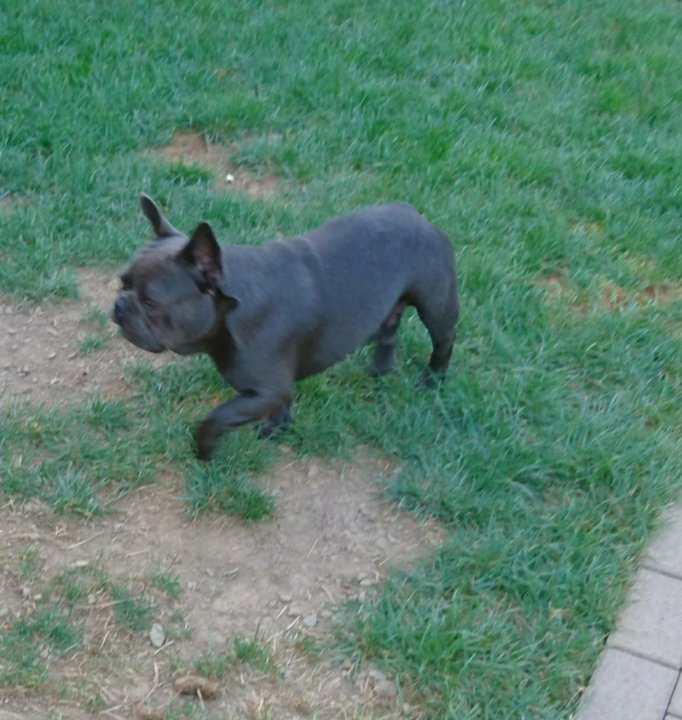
[113,195,458,459]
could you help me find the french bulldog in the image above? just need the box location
[113,194,458,459]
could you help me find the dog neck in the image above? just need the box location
[199,294,240,374]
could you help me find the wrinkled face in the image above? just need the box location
[112,239,217,356]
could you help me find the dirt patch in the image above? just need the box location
[534,270,682,314]
[0,193,29,212]
[532,270,589,314]
[152,131,281,200]
[635,283,682,304]
[0,453,442,719]
[532,270,570,301]
[0,269,167,407]
[600,279,682,311]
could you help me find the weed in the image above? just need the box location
[294,634,323,661]
[191,633,274,679]
[43,466,102,515]
[233,634,273,673]
[149,570,182,599]
[51,563,108,607]
[19,545,41,578]
[78,334,110,354]
[0,607,81,687]
[109,583,153,634]
[82,308,109,328]
[192,648,234,680]
[167,609,193,640]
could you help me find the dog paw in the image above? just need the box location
[194,421,220,460]
[256,421,275,439]
[256,406,293,439]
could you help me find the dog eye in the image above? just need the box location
[141,296,157,309]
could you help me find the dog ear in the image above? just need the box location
[140,193,180,238]
[180,222,233,300]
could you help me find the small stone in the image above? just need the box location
[368,668,388,683]
[359,577,375,587]
[225,173,235,183]
[21,586,31,599]
[149,623,166,648]
[367,668,397,702]
[278,592,292,603]
[302,612,318,628]
[374,680,397,700]
[87,593,97,605]
[288,602,309,617]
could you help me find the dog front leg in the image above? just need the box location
[195,389,291,460]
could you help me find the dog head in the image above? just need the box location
[112,194,234,355]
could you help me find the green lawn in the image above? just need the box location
[1,1,681,717]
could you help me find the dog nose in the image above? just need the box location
[112,296,127,325]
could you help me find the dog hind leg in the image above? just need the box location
[413,284,458,387]
[371,300,408,376]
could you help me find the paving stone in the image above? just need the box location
[609,568,682,667]
[668,672,682,717]
[577,647,677,720]
[643,506,682,579]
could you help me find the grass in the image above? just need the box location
[149,570,183,600]
[78,308,115,353]
[1,0,681,717]
[193,633,274,678]
[0,559,185,688]
[0,607,81,687]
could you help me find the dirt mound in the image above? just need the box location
[1,454,441,718]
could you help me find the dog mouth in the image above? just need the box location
[112,297,166,353]
[118,321,166,353]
